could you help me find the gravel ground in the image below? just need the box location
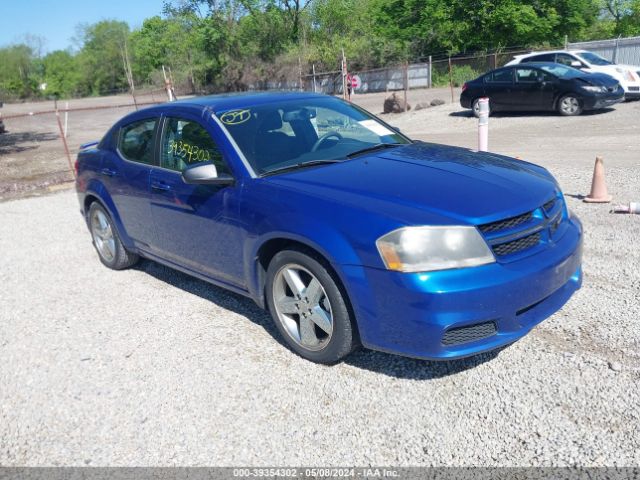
[1,94,639,467]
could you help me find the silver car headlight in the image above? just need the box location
[376,226,495,272]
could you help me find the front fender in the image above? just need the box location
[245,214,363,308]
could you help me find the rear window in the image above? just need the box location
[521,53,556,63]
[118,118,156,164]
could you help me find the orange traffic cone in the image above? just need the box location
[584,156,612,203]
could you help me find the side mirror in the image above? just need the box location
[181,163,234,186]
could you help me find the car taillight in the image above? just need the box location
[462,82,468,92]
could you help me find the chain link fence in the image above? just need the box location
[0,88,169,201]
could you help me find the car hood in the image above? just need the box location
[575,72,620,87]
[266,142,558,225]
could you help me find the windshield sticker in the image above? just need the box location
[220,109,252,125]
[358,119,394,137]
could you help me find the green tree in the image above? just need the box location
[0,44,39,99]
[42,50,82,98]
[370,0,601,58]
[75,20,131,95]
[602,0,640,35]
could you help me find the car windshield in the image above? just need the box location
[539,64,583,78]
[576,51,612,66]
[214,96,410,175]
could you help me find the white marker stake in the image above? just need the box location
[477,97,489,152]
[64,102,69,138]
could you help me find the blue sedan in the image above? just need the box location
[75,92,583,364]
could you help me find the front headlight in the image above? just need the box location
[376,226,495,272]
[615,68,636,82]
[582,85,606,93]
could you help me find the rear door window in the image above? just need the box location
[118,118,157,164]
[485,69,513,83]
[515,68,540,83]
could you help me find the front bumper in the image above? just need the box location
[623,87,640,99]
[342,216,583,360]
[583,88,625,110]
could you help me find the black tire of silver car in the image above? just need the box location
[557,94,583,116]
[265,248,358,364]
[88,202,139,270]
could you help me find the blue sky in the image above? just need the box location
[0,0,164,52]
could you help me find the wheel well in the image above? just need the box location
[255,238,360,342]
[255,239,318,303]
[84,194,99,214]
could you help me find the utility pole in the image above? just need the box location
[121,38,138,110]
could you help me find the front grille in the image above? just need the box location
[629,86,640,92]
[478,211,532,233]
[543,198,556,213]
[493,232,541,256]
[442,321,497,346]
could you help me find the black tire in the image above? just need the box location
[87,202,139,270]
[265,247,358,364]
[557,94,583,116]
[472,98,490,118]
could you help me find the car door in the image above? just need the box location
[512,67,558,110]
[102,117,158,248]
[148,113,245,287]
[483,68,515,110]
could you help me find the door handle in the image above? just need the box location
[151,180,172,192]
[99,168,116,177]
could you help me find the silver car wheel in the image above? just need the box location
[560,96,580,114]
[272,264,333,351]
[90,209,116,263]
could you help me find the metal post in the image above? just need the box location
[403,62,408,112]
[56,109,75,178]
[428,56,432,89]
[64,101,68,138]
[613,35,621,64]
[477,97,489,152]
[341,49,347,101]
[312,64,317,93]
[448,56,454,103]
[162,65,175,102]
[298,56,304,91]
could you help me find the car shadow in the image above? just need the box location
[134,258,504,378]
[0,131,59,155]
[565,193,587,200]
[344,347,503,380]
[133,258,283,344]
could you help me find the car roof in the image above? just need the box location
[513,49,587,59]
[144,91,329,114]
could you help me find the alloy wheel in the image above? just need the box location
[90,209,116,263]
[272,264,333,351]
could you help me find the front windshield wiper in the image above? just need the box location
[261,159,342,177]
[346,143,403,159]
